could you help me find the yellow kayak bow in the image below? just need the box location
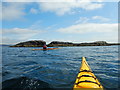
[73,57,103,90]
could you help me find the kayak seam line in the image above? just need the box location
[75,80,101,87]
[77,75,97,80]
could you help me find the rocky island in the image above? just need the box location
[47,41,111,47]
[10,40,120,47]
[10,40,46,47]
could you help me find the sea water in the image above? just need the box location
[1,46,119,89]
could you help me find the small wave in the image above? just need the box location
[2,77,53,90]
[17,61,38,66]
[18,55,42,57]
[22,66,43,74]
[4,61,38,67]
[2,71,11,76]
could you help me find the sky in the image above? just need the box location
[1,0,119,44]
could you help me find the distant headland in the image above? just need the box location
[9,40,120,47]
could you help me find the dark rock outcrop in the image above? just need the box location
[48,41,110,47]
[47,41,74,47]
[10,40,46,47]
[109,43,120,45]
[79,41,109,46]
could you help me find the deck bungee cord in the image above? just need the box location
[73,57,103,89]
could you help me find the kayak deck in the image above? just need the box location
[32,48,59,50]
[73,57,103,89]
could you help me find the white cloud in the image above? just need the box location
[2,1,103,20]
[0,3,2,20]
[75,17,89,24]
[30,8,38,14]
[57,23,118,43]
[1,1,104,19]
[2,27,44,44]
[1,20,49,44]
[2,37,20,44]
[2,0,119,2]
[2,3,26,21]
[39,1,103,16]
[75,16,111,24]
[92,16,110,22]
[3,28,41,35]
[57,23,118,34]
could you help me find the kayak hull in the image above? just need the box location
[73,57,103,89]
[32,48,59,50]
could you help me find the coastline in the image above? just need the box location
[9,40,120,47]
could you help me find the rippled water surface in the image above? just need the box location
[1,46,119,89]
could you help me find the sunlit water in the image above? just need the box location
[1,46,119,90]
